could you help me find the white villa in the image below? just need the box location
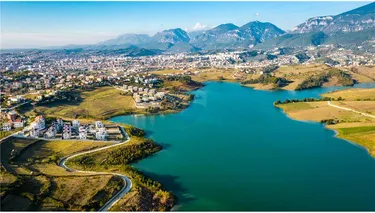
[29,128,40,138]
[95,128,107,140]
[62,124,72,140]
[79,126,87,140]
[2,123,11,131]
[95,121,104,129]
[45,126,57,138]
[31,115,46,130]
[72,120,80,129]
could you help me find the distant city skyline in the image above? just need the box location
[0,1,370,49]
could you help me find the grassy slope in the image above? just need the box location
[274,64,374,90]
[25,86,143,120]
[322,88,375,100]
[65,134,176,211]
[191,69,239,82]
[0,128,23,140]
[0,137,124,211]
[1,125,176,211]
[277,88,375,157]
[355,66,375,80]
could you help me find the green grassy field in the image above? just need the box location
[337,126,375,135]
[336,125,375,157]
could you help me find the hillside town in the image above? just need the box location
[2,44,375,74]
[2,44,375,103]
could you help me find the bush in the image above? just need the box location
[242,74,289,88]
[127,126,146,137]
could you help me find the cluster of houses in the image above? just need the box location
[124,75,159,88]
[26,116,115,141]
[122,84,166,108]
[1,110,25,131]
[6,95,26,106]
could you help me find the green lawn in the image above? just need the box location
[337,126,375,135]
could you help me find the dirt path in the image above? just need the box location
[327,101,375,119]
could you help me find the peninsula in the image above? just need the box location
[275,88,375,157]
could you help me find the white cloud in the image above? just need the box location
[193,22,208,30]
[255,13,260,16]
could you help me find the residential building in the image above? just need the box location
[2,123,11,131]
[95,128,107,140]
[32,115,46,130]
[78,126,87,140]
[13,119,24,128]
[62,124,72,139]
[45,126,57,138]
[95,121,104,129]
[72,120,80,129]
[29,128,40,137]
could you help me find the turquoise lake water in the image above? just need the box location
[110,82,375,211]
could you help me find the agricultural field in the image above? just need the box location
[23,86,143,120]
[276,88,375,157]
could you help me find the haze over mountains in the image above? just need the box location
[41,2,375,55]
[98,21,286,52]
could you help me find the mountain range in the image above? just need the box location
[57,2,375,56]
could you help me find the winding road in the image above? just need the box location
[327,101,375,119]
[59,129,132,211]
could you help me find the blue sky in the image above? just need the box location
[0,1,370,49]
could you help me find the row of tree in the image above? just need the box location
[274,96,343,105]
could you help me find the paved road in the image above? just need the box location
[327,101,375,119]
[59,132,132,211]
[1,100,31,111]
[0,131,23,143]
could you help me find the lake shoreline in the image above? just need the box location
[110,81,375,211]
[109,80,374,120]
[275,105,375,159]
